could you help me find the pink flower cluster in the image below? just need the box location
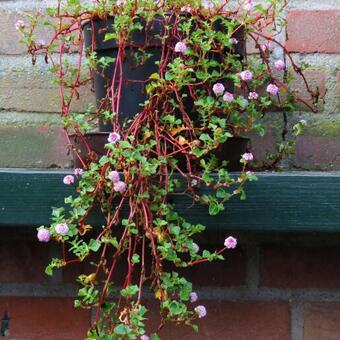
[140,336,150,340]
[195,305,207,318]
[37,228,51,242]
[212,83,225,96]
[175,42,188,54]
[15,20,25,30]
[202,0,214,10]
[266,84,279,96]
[108,132,121,144]
[63,175,74,185]
[242,152,254,161]
[74,168,84,176]
[55,223,69,236]
[212,84,236,103]
[223,92,234,102]
[243,0,254,11]
[192,242,200,253]
[274,60,285,71]
[248,91,259,100]
[190,292,198,303]
[224,236,237,249]
[239,70,253,81]
[108,170,127,193]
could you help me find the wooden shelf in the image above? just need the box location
[1,169,340,231]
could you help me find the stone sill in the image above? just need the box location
[0,169,339,231]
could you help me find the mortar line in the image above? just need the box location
[291,301,304,340]
[245,244,260,293]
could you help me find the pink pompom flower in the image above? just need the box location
[181,5,193,13]
[202,0,214,10]
[224,236,237,249]
[113,181,127,193]
[108,170,120,183]
[190,292,198,303]
[244,0,254,11]
[116,0,126,6]
[212,83,225,96]
[266,84,279,96]
[15,20,25,30]
[63,175,75,185]
[174,42,188,53]
[242,152,254,161]
[140,336,150,340]
[274,60,285,71]
[192,242,200,253]
[37,38,46,47]
[239,70,253,81]
[223,91,234,102]
[108,132,121,144]
[37,228,51,242]
[195,305,207,318]
[74,168,84,176]
[54,223,69,236]
[248,91,259,100]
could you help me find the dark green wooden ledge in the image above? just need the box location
[1,169,340,232]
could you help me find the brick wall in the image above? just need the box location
[0,0,340,339]
[0,0,339,169]
[3,230,340,339]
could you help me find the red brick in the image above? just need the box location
[291,71,326,111]
[178,248,246,286]
[146,301,290,340]
[0,73,94,113]
[0,297,90,339]
[0,240,50,283]
[286,10,340,53]
[295,135,340,171]
[64,247,246,287]
[261,246,340,288]
[304,303,340,340]
[0,126,72,168]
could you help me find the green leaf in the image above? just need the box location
[89,239,101,252]
[121,285,139,297]
[131,254,140,264]
[114,324,130,335]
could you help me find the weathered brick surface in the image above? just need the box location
[0,240,50,283]
[286,10,340,53]
[0,11,26,55]
[64,247,246,287]
[291,71,327,111]
[261,246,340,288]
[147,301,291,340]
[337,71,340,106]
[178,248,246,287]
[304,303,340,340]
[294,135,340,171]
[0,74,94,113]
[0,297,90,339]
[0,126,72,168]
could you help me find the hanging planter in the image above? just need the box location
[80,15,248,170]
[18,0,318,338]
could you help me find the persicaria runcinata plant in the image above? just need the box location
[19,0,318,338]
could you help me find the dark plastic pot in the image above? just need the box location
[83,17,164,130]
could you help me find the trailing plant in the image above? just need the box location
[19,0,318,338]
